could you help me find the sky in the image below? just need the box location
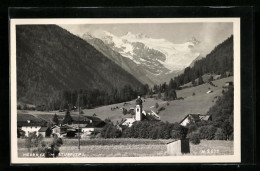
[60,23,233,56]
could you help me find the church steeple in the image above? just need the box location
[135,96,143,121]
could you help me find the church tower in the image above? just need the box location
[135,96,143,121]
[135,105,142,121]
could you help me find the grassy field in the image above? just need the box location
[17,76,233,124]
[17,138,233,157]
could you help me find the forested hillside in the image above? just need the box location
[154,35,233,90]
[174,35,233,86]
[16,25,143,109]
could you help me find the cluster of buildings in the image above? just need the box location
[119,96,161,127]
[17,115,106,138]
[119,96,212,128]
[18,89,222,138]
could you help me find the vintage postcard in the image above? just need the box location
[10,18,240,163]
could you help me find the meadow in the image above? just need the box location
[17,138,233,158]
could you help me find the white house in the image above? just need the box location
[81,127,94,135]
[18,120,44,137]
[207,90,213,94]
[80,120,106,136]
[121,118,136,127]
[179,114,211,127]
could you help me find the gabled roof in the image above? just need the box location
[85,121,106,128]
[38,127,50,132]
[199,115,211,121]
[179,114,200,124]
[179,114,211,125]
[51,125,60,129]
[17,121,46,127]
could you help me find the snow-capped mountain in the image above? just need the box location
[81,30,200,84]
[92,31,199,72]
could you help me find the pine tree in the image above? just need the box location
[158,91,162,99]
[63,109,73,125]
[198,76,204,85]
[52,113,59,125]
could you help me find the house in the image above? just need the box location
[51,124,76,137]
[199,115,212,121]
[142,110,160,121]
[120,118,136,127]
[206,90,213,94]
[38,127,52,137]
[224,81,233,87]
[81,121,106,135]
[179,114,211,126]
[51,125,61,135]
[17,120,46,137]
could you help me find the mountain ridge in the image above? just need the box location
[81,31,201,85]
[16,25,144,105]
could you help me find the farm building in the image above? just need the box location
[224,81,233,87]
[17,120,46,137]
[206,90,213,94]
[51,124,76,137]
[166,139,190,155]
[120,118,136,127]
[38,127,52,137]
[81,121,106,135]
[179,114,211,126]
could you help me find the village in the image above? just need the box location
[16,75,234,158]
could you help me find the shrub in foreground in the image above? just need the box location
[189,133,200,145]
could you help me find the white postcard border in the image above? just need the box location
[10,18,240,164]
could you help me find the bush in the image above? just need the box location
[189,133,200,145]
[122,108,127,115]
[45,134,63,157]
[80,110,84,114]
[214,128,225,140]
[199,125,217,140]
[155,103,159,108]
[25,132,44,151]
[230,133,234,140]
[171,124,188,140]
[187,123,198,134]
[192,92,195,96]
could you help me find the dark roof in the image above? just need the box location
[17,121,46,127]
[60,124,74,129]
[85,121,106,128]
[71,115,102,123]
[71,115,90,122]
[179,114,201,124]
[85,116,102,121]
[38,127,50,132]
[72,120,89,124]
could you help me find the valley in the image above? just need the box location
[17,76,233,124]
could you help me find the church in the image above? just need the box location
[120,96,160,127]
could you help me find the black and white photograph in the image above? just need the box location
[10,18,241,163]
